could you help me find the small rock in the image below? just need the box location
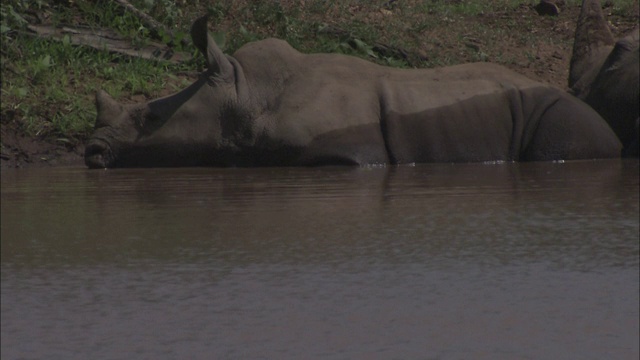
[534,0,560,16]
[465,42,480,52]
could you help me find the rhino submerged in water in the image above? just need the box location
[569,0,639,157]
[85,16,621,168]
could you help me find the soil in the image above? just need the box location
[0,122,85,168]
[1,1,638,169]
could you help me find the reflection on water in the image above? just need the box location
[2,160,639,359]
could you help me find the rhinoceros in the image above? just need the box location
[569,0,639,157]
[84,16,621,168]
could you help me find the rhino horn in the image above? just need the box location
[569,0,615,87]
[95,90,122,125]
[190,15,234,80]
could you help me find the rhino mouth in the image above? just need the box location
[85,139,114,169]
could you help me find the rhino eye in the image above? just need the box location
[146,113,161,124]
[137,112,163,134]
[131,109,159,132]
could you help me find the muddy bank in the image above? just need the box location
[1,123,84,169]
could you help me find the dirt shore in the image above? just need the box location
[1,122,85,168]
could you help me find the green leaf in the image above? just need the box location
[211,31,226,50]
[160,31,171,44]
[9,7,27,25]
[352,38,369,52]
[16,87,28,98]
[40,55,52,68]
[62,34,71,46]
[239,25,249,37]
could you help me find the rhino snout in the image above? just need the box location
[85,139,112,169]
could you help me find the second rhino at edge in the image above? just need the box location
[570,0,639,157]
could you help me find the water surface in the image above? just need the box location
[2,160,638,359]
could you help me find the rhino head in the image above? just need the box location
[85,16,253,168]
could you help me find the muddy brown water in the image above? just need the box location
[1,160,638,359]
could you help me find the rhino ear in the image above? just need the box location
[569,0,615,87]
[190,15,233,81]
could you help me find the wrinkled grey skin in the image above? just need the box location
[85,16,621,168]
[569,0,639,157]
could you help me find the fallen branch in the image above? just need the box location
[113,0,189,47]
[26,24,192,64]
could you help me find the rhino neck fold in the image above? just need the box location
[232,39,301,113]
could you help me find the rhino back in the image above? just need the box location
[247,56,528,164]
[235,44,391,164]
[232,43,619,164]
[377,63,620,162]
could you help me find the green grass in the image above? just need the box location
[0,0,201,140]
[1,24,192,140]
[1,0,638,143]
